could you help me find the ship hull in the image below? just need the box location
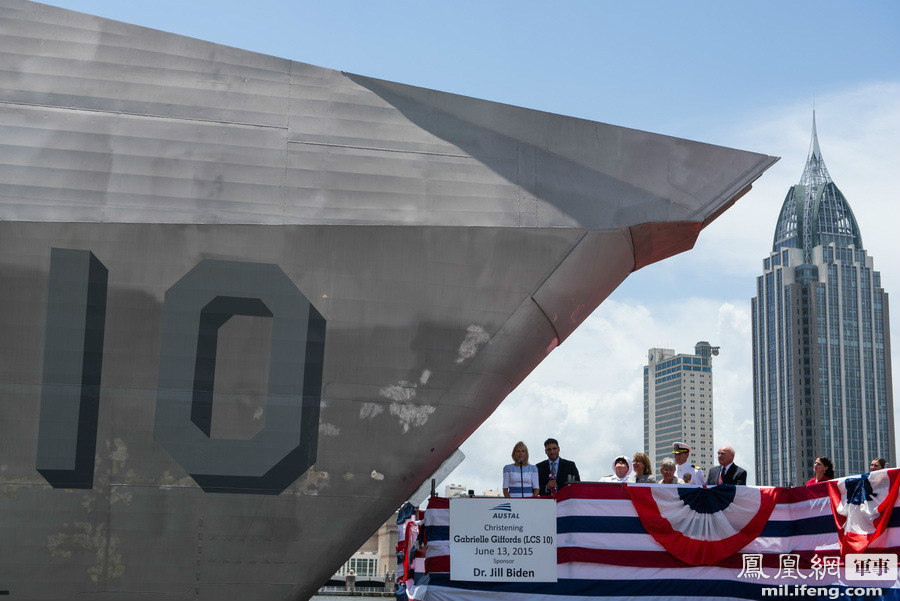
[0,1,776,598]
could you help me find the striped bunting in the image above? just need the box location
[407,470,900,601]
[396,502,425,601]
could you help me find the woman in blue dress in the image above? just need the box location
[503,441,539,498]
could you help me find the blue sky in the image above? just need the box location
[44,1,900,138]
[45,1,900,491]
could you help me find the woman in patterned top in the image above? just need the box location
[503,441,539,498]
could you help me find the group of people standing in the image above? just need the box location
[594,442,749,486]
[502,439,891,496]
[501,439,748,497]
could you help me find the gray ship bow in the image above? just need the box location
[0,1,777,599]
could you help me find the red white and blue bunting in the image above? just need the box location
[627,483,778,564]
[828,468,900,554]
[406,470,900,601]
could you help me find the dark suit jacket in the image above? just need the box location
[536,458,580,495]
[707,463,747,486]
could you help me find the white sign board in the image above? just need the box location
[449,498,557,582]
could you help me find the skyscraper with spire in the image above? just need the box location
[751,115,894,486]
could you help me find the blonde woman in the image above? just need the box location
[503,442,539,498]
[632,452,654,483]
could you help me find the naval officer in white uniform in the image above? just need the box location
[672,442,706,486]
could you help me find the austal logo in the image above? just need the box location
[488,503,519,518]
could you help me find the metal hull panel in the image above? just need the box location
[1,2,775,229]
[0,222,601,599]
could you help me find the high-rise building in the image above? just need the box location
[644,342,718,476]
[751,115,894,486]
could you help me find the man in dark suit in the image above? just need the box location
[707,445,747,485]
[536,438,580,496]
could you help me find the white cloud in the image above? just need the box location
[449,298,756,494]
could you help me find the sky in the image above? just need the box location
[43,1,900,491]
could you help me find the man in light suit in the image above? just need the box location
[707,445,747,486]
[536,438,580,496]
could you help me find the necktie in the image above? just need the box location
[718,468,724,485]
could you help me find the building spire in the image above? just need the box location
[799,111,832,188]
